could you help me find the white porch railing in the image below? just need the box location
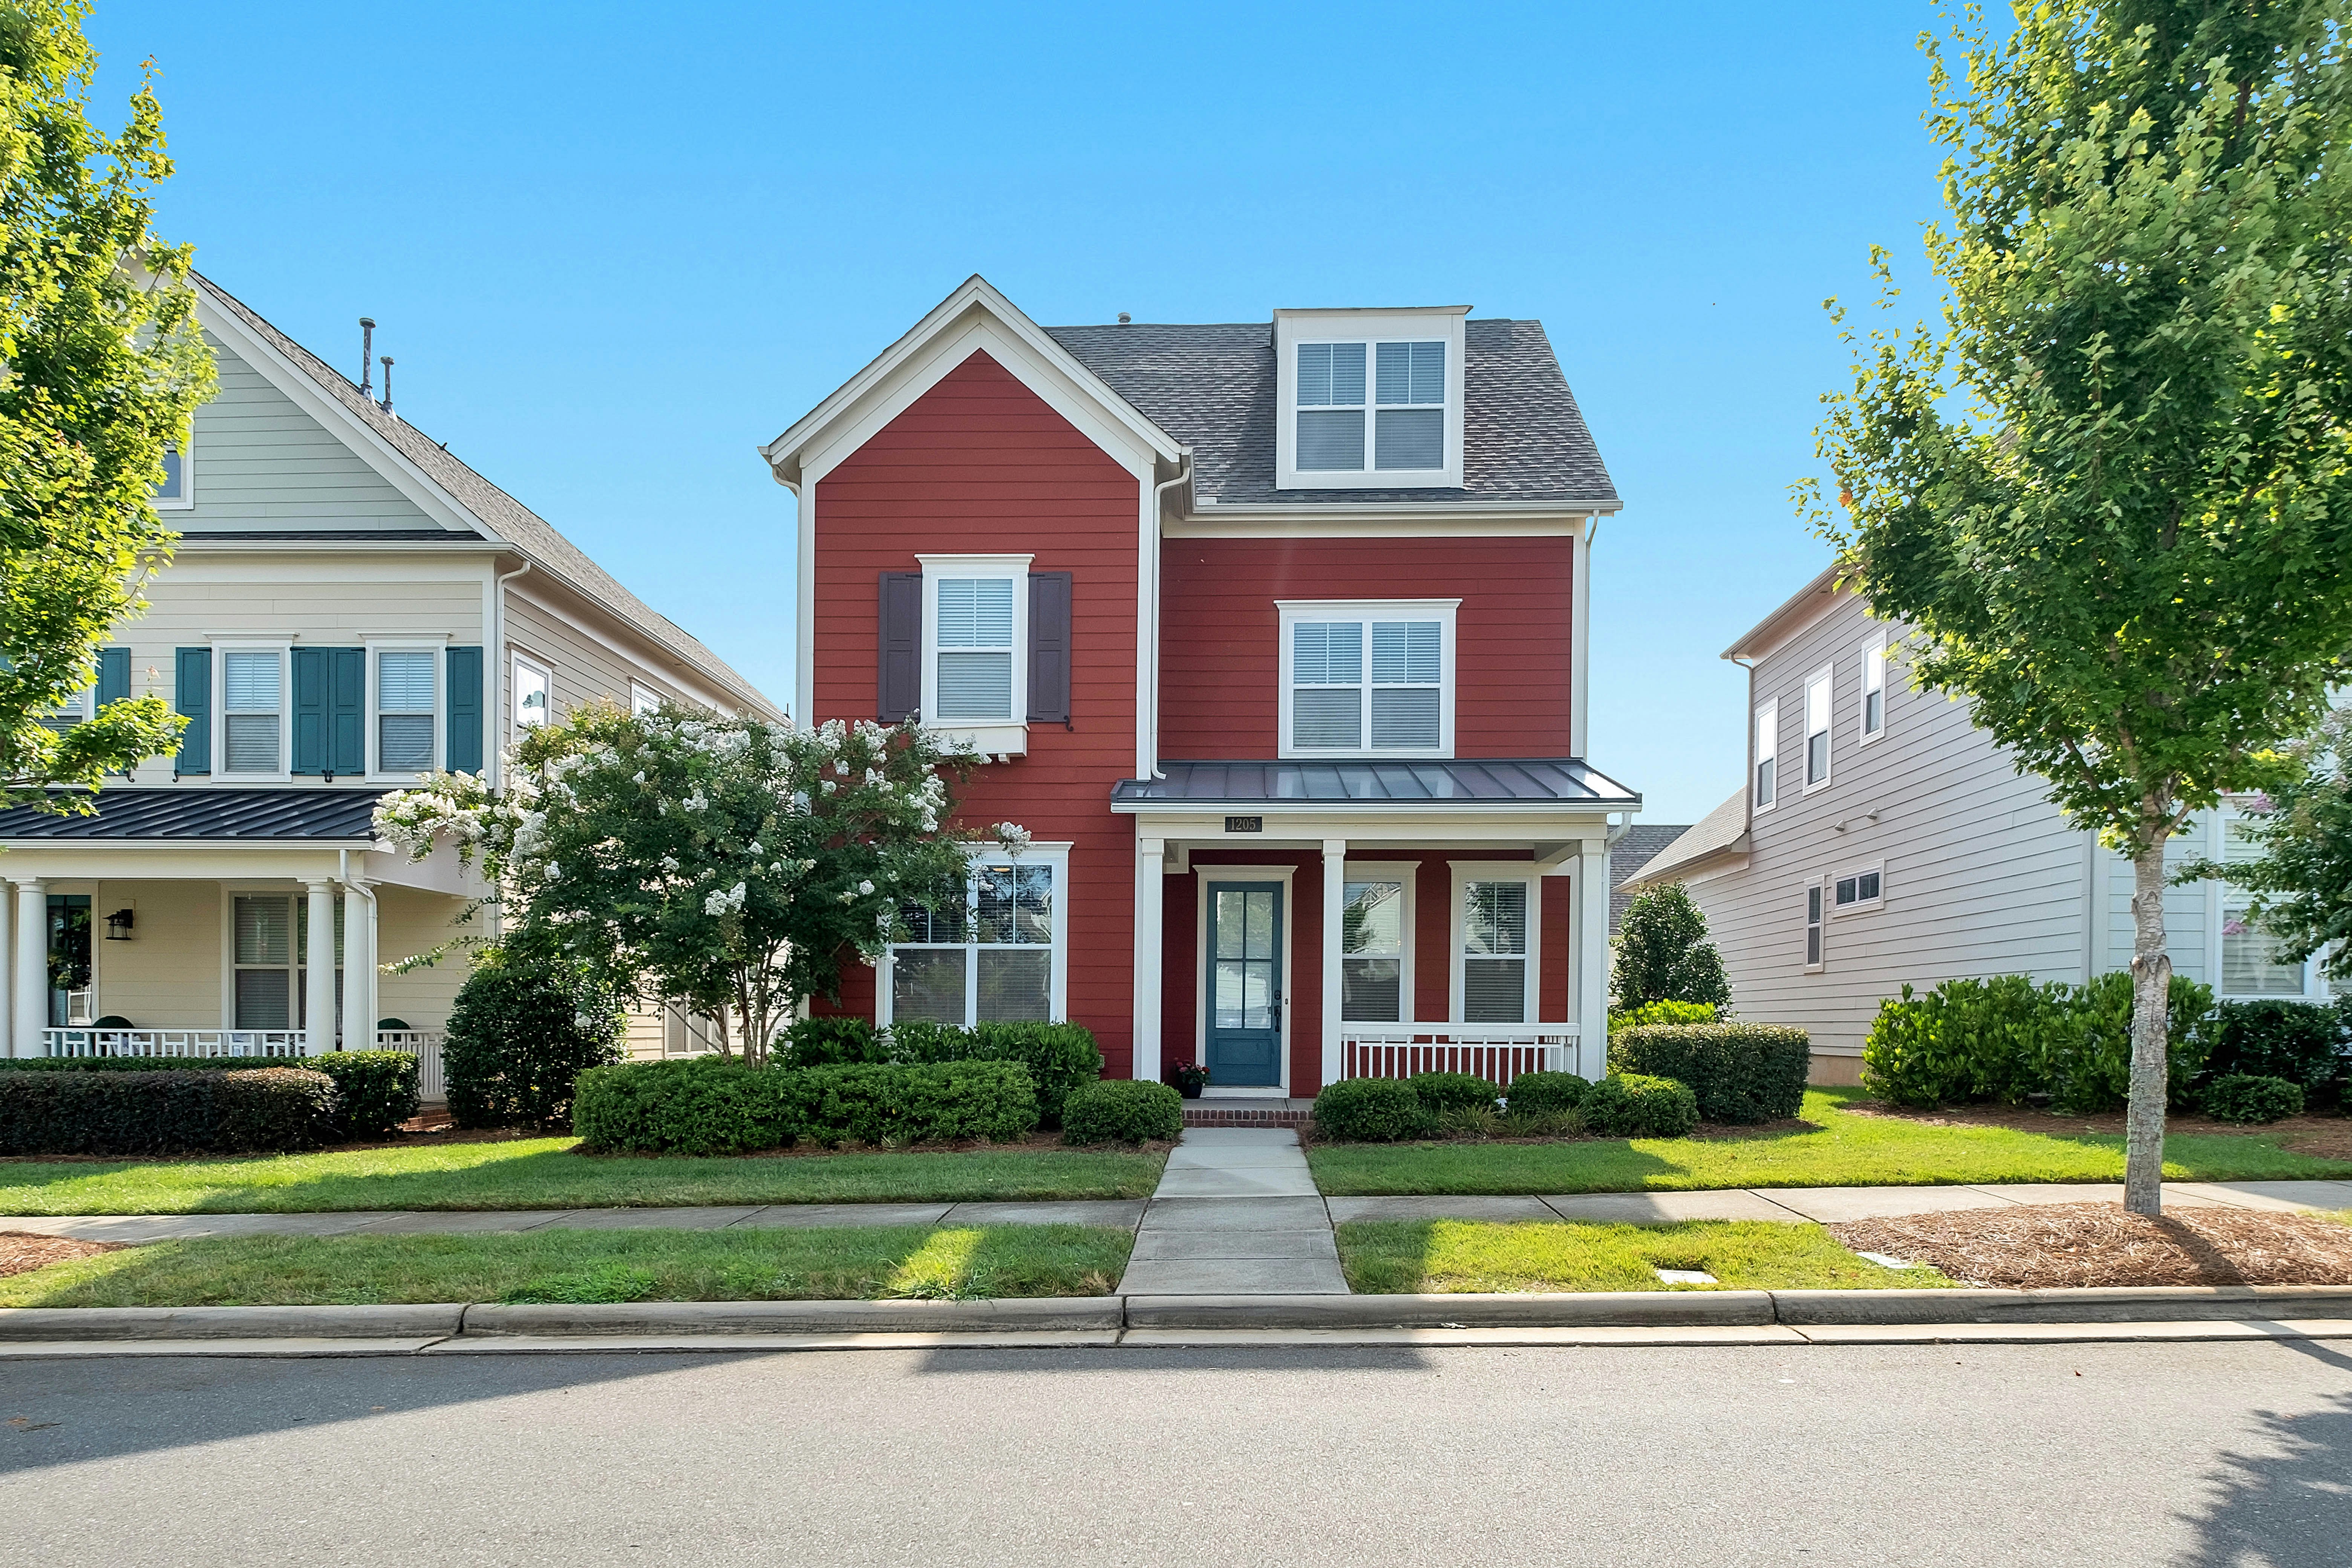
[37,1027,447,1104]
[1339,1024,1582,1090]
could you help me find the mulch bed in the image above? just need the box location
[1842,1099,2352,1161]
[0,1232,125,1280]
[1828,1202,2352,1289]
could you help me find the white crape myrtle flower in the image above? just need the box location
[857,880,875,896]
[659,854,680,874]
[704,882,748,916]
[821,779,836,794]
[748,840,763,856]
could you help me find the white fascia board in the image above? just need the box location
[761,275,1183,483]
[1722,563,1849,663]
[191,283,504,546]
[166,535,499,553]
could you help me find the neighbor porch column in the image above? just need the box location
[11,877,47,1058]
[1132,836,1164,1084]
[1321,838,1346,1094]
[344,879,378,1048]
[1575,839,1611,1079]
[0,884,11,1057]
[303,878,338,1055]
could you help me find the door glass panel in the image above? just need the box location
[1215,891,1248,960]
[1243,890,1275,959]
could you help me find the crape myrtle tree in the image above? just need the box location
[1611,883,1733,1013]
[378,705,1020,1066]
[2180,698,2352,989]
[0,0,215,810]
[1807,2,2352,1214]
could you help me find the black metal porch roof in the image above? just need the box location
[1112,759,1640,810]
[0,788,389,841]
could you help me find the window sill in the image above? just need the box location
[937,722,1027,758]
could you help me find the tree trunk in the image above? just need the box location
[2123,818,2174,1217]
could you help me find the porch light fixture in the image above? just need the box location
[103,908,135,941]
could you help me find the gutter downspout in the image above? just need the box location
[1145,455,1191,779]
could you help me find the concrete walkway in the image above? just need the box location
[1328,1179,2352,1225]
[1115,1128,1346,1296]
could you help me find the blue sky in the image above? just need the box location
[90,0,1958,825]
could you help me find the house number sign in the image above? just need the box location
[1223,816,1263,834]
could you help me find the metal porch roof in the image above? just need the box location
[1112,759,1640,810]
[0,788,389,842]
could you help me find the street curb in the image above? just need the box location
[6,1284,2352,1343]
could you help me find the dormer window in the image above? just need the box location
[1275,308,1467,490]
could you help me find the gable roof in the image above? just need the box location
[1619,790,1751,891]
[1044,317,1619,510]
[193,273,778,717]
[1609,821,1693,934]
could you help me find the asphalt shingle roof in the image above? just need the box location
[1044,319,1618,507]
[0,789,387,842]
[1113,758,1639,808]
[1609,822,1693,935]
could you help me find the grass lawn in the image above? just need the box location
[0,1139,1165,1216]
[0,1223,1134,1307]
[1308,1088,2352,1196]
[1336,1218,1958,1294]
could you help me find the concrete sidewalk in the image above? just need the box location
[1115,1128,1346,1296]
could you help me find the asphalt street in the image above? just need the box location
[5,1338,2349,1566]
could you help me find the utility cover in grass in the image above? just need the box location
[1334,1219,1955,1294]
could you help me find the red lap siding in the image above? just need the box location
[1157,536,1574,760]
[810,351,1140,1076]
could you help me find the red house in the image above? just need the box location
[760,278,1633,1103]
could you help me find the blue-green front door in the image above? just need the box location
[1207,882,1283,1088]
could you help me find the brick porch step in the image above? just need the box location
[1182,1099,1315,1128]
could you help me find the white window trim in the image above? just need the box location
[510,649,553,745]
[1340,860,1419,1026]
[1753,699,1779,812]
[631,680,662,717]
[1276,597,1461,760]
[1802,664,1834,792]
[213,640,292,783]
[1830,859,1884,917]
[1858,633,1888,746]
[153,433,194,511]
[1448,861,1542,1025]
[1274,309,1468,491]
[917,552,1033,758]
[366,640,444,783]
[219,885,337,1032]
[2210,802,2329,1000]
[876,841,1072,1029]
[1803,877,1825,972]
[1192,863,1300,1098]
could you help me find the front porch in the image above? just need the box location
[1116,758,1640,1101]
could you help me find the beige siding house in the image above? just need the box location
[0,273,778,1080]
[1628,567,2338,1082]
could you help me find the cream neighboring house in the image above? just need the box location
[1626,566,2342,1082]
[0,273,779,1078]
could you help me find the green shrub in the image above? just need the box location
[443,945,626,1130]
[1502,1070,1589,1117]
[1407,1071,1502,1115]
[308,1051,421,1138]
[2205,1001,2348,1104]
[1611,884,1732,1012]
[2201,1073,2307,1124]
[781,1015,888,1066]
[572,1058,1040,1155]
[1862,972,2216,1112]
[0,1067,339,1156]
[1061,1080,1183,1144]
[0,1054,303,1073]
[885,1020,1102,1126]
[1614,1023,1811,1124]
[1606,1000,1720,1037]
[1311,1078,1428,1142]
[1577,1073,1701,1138]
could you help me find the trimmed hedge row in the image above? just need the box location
[572,1057,1040,1155]
[1061,1080,1183,1144]
[1612,1024,1810,1124]
[0,1067,341,1155]
[1577,1072,1701,1138]
[1502,1070,1589,1117]
[1862,971,2219,1113]
[2203,1074,2307,1125]
[781,1017,1104,1126]
[1311,1078,1427,1142]
[2206,1000,2350,1106]
[0,1051,420,1139]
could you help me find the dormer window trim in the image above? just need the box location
[1274,308,1467,492]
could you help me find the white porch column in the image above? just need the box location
[0,883,11,1057]
[344,879,378,1048]
[303,879,338,1055]
[1321,838,1346,1093]
[1132,836,1164,1084]
[11,878,47,1058]
[1575,839,1612,1079]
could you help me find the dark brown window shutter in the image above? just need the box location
[1028,571,1073,724]
[877,571,923,721]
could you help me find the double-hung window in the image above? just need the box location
[1340,876,1409,1023]
[1754,701,1778,809]
[512,652,551,738]
[631,681,661,718]
[917,553,1032,753]
[154,440,191,509]
[374,650,438,773]
[1804,882,1825,970]
[885,848,1068,1027]
[1295,342,1367,471]
[2219,812,2315,997]
[1276,310,1465,489]
[233,893,341,1032]
[1279,600,1457,758]
[1457,875,1534,1024]
[41,683,92,735]
[1803,667,1833,787]
[1860,637,1887,741]
[222,650,285,774]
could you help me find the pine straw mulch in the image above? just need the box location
[1842,1099,2352,1161]
[0,1232,124,1280]
[1827,1202,2352,1289]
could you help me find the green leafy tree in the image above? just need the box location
[2180,699,2352,988]
[1611,884,1733,1013]
[1807,3,2352,1214]
[378,707,1011,1066]
[0,1,214,810]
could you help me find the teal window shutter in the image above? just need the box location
[96,648,131,707]
[292,648,328,775]
[173,648,211,775]
[446,646,483,773]
[330,648,365,776]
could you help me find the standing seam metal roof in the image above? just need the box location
[1112,758,1639,808]
[0,788,388,841]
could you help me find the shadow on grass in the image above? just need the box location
[2173,1338,2352,1567]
